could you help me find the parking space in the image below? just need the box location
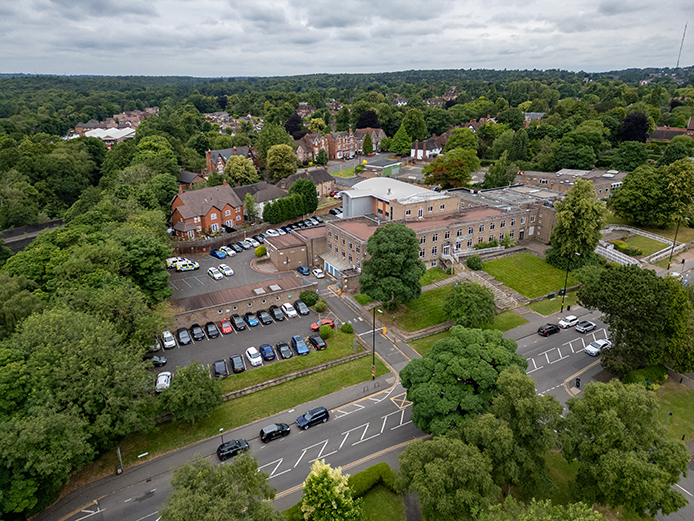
[526,327,610,375]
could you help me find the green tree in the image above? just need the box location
[398,437,500,521]
[315,148,329,166]
[422,147,480,188]
[301,459,364,521]
[256,123,293,164]
[402,108,429,141]
[610,141,648,171]
[335,107,351,132]
[266,144,298,182]
[159,362,221,425]
[553,141,596,170]
[119,233,172,305]
[444,127,478,153]
[483,151,517,189]
[244,192,258,222]
[496,107,524,131]
[130,136,179,176]
[390,124,412,155]
[445,282,496,328]
[224,156,259,186]
[546,179,607,269]
[359,223,426,305]
[362,133,373,155]
[480,497,607,521]
[307,118,327,134]
[507,129,529,162]
[609,165,670,225]
[423,107,454,136]
[400,326,527,435]
[0,237,11,268]
[561,380,689,516]
[663,158,694,220]
[288,178,319,214]
[159,454,282,521]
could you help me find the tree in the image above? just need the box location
[301,459,363,521]
[315,148,329,166]
[266,144,297,182]
[244,192,258,222]
[444,127,478,153]
[480,497,607,521]
[546,179,607,269]
[483,151,517,189]
[423,107,454,136]
[159,362,221,425]
[609,165,670,225]
[0,237,11,268]
[398,437,500,521]
[335,107,351,132]
[256,123,293,164]
[130,136,179,176]
[400,327,527,435]
[224,156,259,186]
[308,118,327,134]
[288,178,319,214]
[390,124,412,155]
[663,158,694,220]
[610,141,648,171]
[445,282,496,328]
[496,107,524,131]
[402,108,429,141]
[657,141,689,167]
[362,133,373,155]
[358,223,426,305]
[159,454,282,521]
[553,141,596,170]
[284,113,304,138]
[616,112,649,142]
[355,110,380,129]
[507,129,528,162]
[561,380,690,516]
[422,147,480,188]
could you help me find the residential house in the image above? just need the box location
[327,99,343,112]
[393,96,408,107]
[648,124,688,142]
[411,131,451,160]
[205,146,258,174]
[354,128,387,152]
[463,117,494,133]
[425,98,445,107]
[170,180,244,239]
[277,169,335,197]
[297,102,316,118]
[231,181,287,219]
[327,130,356,160]
[294,133,329,163]
[522,112,545,127]
[442,86,457,101]
[179,171,206,191]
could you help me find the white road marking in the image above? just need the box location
[352,422,380,446]
[258,458,291,479]
[135,513,159,521]
[675,484,693,497]
[124,498,132,503]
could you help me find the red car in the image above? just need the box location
[219,319,233,335]
[311,318,335,332]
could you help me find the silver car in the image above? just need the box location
[161,330,176,349]
[156,371,172,392]
[584,339,611,356]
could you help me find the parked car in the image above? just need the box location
[177,327,192,345]
[231,314,246,331]
[329,208,342,216]
[277,341,293,359]
[207,267,223,280]
[230,354,245,373]
[237,240,250,250]
[161,330,176,349]
[313,268,325,279]
[296,266,310,276]
[219,319,233,335]
[265,229,280,236]
[205,321,220,338]
[259,423,290,443]
[155,371,172,392]
[219,246,236,257]
[218,263,234,276]
[268,305,285,321]
[281,226,292,233]
[151,356,167,367]
[213,359,229,378]
[175,260,199,272]
[229,243,243,253]
[558,315,578,328]
[216,438,249,461]
[190,323,205,341]
[538,323,560,336]
[307,218,320,226]
[296,406,329,430]
[252,234,265,244]
[166,256,187,268]
[210,249,227,259]
[294,300,310,316]
[277,228,287,235]
[311,318,335,331]
[257,309,273,325]
[291,335,310,356]
[281,303,298,318]
[259,344,276,361]
[308,335,327,350]
[149,338,161,352]
[247,238,260,248]
[314,216,324,224]
[245,346,263,367]
[584,339,612,356]
[244,312,259,327]
[575,321,596,333]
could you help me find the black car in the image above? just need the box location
[294,300,310,316]
[231,314,246,331]
[257,309,273,325]
[216,438,249,461]
[538,323,560,336]
[244,312,259,327]
[296,221,307,228]
[252,234,265,244]
[308,335,327,350]
[268,305,285,322]
[213,359,228,378]
[205,321,220,338]
[329,208,342,216]
[314,216,324,224]
[230,354,245,373]
[177,327,192,345]
[259,423,291,443]
[296,406,329,430]
[151,355,167,367]
[229,243,243,253]
[190,323,205,341]
[276,341,293,359]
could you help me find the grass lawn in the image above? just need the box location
[409,330,452,356]
[483,253,579,299]
[483,310,529,332]
[220,330,360,393]
[419,267,451,286]
[362,484,406,521]
[605,211,694,244]
[622,235,669,256]
[74,356,389,483]
[656,380,694,443]
[332,167,355,177]
[528,291,580,316]
[354,293,374,305]
[392,285,453,332]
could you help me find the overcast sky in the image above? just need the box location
[2,0,693,77]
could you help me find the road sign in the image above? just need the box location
[371,365,375,378]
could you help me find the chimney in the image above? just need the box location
[178,185,183,194]
[222,179,228,186]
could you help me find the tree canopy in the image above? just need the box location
[301,459,364,521]
[422,147,480,188]
[444,282,497,328]
[224,155,259,186]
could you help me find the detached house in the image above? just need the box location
[277,169,335,197]
[205,147,258,174]
[294,133,330,163]
[327,130,356,159]
[171,181,244,239]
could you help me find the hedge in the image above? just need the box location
[610,240,642,257]
[623,364,669,385]
[467,254,483,270]
[300,290,319,307]
[319,324,333,340]
[341,323,354,333]
[314,300,327,313]
[254,245,266,257]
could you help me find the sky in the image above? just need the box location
[2,0,694,77]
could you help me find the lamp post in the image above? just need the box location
[667,217,689,270]
[219,428,224,445]
[560,252,580,313]
[372,306,382,380]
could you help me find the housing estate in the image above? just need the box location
[170,181,244,238]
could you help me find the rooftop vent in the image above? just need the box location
[268,284,282,292]
[253,288,266,295]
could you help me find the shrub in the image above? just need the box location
[610,240,643,257]
[354,294,374,305]
[474,239,499,250]
[467,254,483,270]
[341,322,354,333]
[319,324,332,339]
[314,300,327,313]
[383,301,398,311]
[300,290,319,307]
[500,235,516,248]
[347,462,399,497]
[254,245,266,257]
[623,364,668,385]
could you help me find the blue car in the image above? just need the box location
[210,249,227,259]
[296,266,310,276]
[281,226,292,234]
[259,344,276,361]
[244,312,259,327]
[291,335,309,356]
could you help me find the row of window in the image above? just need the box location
[418,231,516,258]
[327,229,361,253]
[418,218,532,244]
[404,204,446,217]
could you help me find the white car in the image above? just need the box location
[313,268,325,279]
[248,238,260,248]
[584,339,612,357]
[245,347,263,367]
[281,303,298,318]
[207,267,223,280]
[277,228,287,235]
[220,246,236,257]
[161,330,176,349]
[265,229,280,236]
[156,371,172,392]
[166,256,186,269]
[218,264,234,277]
[558,315,578,328]
[175,259,199,272]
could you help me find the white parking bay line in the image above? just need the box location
[675,483,693,496]
[550,347,570,364]
[181,279,192,288]
[526,358,543,374]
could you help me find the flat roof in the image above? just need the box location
[296,226,326,240]
[364,159,402,168]
[347,177,436,202]
[265,234,304,249]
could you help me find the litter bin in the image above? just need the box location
[567,305,571,311]
[116,464,123,475]
[547,292,556,299]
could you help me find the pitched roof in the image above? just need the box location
[209,147,253,164]
[172,184,243,219]
[232,182,286,204]
[180,171,204,184]
[277,169,333,189]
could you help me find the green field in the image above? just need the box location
[409,330,452,356]
[332,167,356,177]
[528,291,580,316]
[656,380,694,443]
[419,267,451,286]
[362,485,406,521]
[354,293,374,305]
[483,253,579,298]
[623,235,669,256]
[393,285,453,331]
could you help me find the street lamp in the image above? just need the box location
[560,252,580,313]
[372,306,382,380]
[667,217,689,270]
[219,428,224,445]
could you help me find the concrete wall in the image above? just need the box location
[268,243,309,270]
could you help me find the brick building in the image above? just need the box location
[205,146,258,174]
[515,169,626,198]
[170,181,244,238]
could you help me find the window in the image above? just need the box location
[478,236,484,243]
[194,216,200,223]
[235,207,240,213]
[196,226,202,231]
[420,236,426,244]
[489,222,495,230]
[521,217,526,225]
[500,220,506,228]
[377,208,383,215]
[540,179,548,184]
[225,210,231,216]
[235,215,241,221]
[431,246,438,256]
[467,239,473,247]
[187,230,195,238]
[440,204,445,210]
[457,229,462,237]
[431,260,437,267]
[356,259,360,268]
[419,249,425,258]
[335,246,338,254]
[405,210,411,216]
[432,234,438,242]
[444,231,450,239]
[328,242,332,249]
[342,237,345,245]
[356,245,360,253]
[211,223,219,232]
[530,215,535,223]
[511,218,516,226]
[489,235,494,242]
[418,208,423,217]
[468,226,474,234]
[499,232,505,240]
[211,213,217,220]
[428,206,433,212]
[349,254,352,263]
[510,230,515,238]
[443,245,450,255]
[341,250,345,259]
[328,230,331,237]
[348,241,352,249]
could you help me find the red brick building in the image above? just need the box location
[171,181,244,238]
